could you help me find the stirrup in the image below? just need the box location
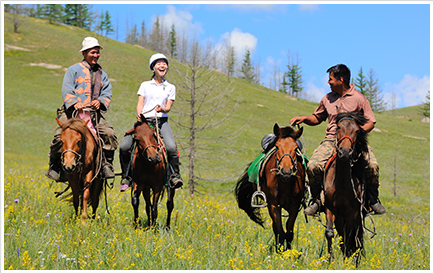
[251,190,267,208]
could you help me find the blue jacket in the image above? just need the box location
[62,61,112,111]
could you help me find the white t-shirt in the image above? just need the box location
[137,79,176,118]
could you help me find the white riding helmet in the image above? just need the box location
[149,53,169,71]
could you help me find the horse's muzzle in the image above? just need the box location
[148,153,162,164]
[337,146,353,161]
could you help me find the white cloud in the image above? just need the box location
[221,28,258,61]
[383,74,430,108]
[302,75,328,103]
[157,5,203,35]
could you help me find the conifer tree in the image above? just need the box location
[366,68,386,112]
[240,49,255,83]
[354,66,367,96]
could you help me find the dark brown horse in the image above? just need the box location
[56,117,103,222]
[235,123,306,251]
[125,119,175,229]
[323,111,369,266]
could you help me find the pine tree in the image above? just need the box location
[168,24,177,58]
[419,91,430,118]
[138,20,147,47]
[286,62,303,97]
[39,4,62,24]
[63,4,92,30]
[366,68,386,112]
[354,66,367,96]
[240,49,255,83]
[126,24,138,45]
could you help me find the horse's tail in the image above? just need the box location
[235,166,265,227]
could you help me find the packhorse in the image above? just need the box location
[124,115,175,229]
[323,110,370,266]
[55,109,105,222]
[235,123,307,251]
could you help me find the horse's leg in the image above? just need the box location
[165,186,175,229]
[70,180,80,218]
[143,186,152,228]
[325,209,335,261]
[131,182,141,228]
[151,189,162,227]
[284,207,298,250]
[82,186,90,223]
[268,204,285,251]
[91,178,103,219]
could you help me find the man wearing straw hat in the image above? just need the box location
[46,37,118,182]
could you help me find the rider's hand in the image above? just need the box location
[136,113,142,122]
[90,100,101,110]
[290,116,302,126]
[74,102,85,110]
[155,105,166,113]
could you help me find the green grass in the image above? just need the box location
[3,13,431,270]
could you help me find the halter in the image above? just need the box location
[273,147,298,177]
[60,149,82,167]
[336,117,356,150]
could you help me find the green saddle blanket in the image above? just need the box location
[247,147,309,185]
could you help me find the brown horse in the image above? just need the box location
[56,117,103,222]
[235,123,306,251]
[323,111,369,266]
[125,119,175,229]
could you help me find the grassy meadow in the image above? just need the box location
[3,13,432,270]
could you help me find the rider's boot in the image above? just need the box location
[46,151,66,182]
[169,156,183,189]
[304,184,322,216]
[367,181,386,215]
[119,146,133,192]
[102,149,115,179]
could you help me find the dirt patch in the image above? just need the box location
[5,44,31,52]
[29,63,63,70]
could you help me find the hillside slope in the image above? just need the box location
[3,14,431,214]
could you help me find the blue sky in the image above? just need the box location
[96,2,432,109]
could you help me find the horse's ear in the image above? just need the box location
[56,117,63,127]
[273,123,280,136]
[295,126,303,139]
[82,119,90,127]
[125,127,135,136]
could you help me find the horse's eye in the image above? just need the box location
[336,126,340,130]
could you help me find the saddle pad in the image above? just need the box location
[247,147,277,185]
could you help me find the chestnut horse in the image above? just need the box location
[235,123,306,251]
[125,118,175,229]
[56,117,103,222]
[323,111,370,266]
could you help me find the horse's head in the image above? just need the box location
[273,123,303,179]
[57,118,88,174]
[132,121,162,164]
[335,110,368,162]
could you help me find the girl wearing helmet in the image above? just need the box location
[119,53,183,191]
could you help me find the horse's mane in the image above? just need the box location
[336,111,369,153]
[61,118,88,142]
[277,126,298,139]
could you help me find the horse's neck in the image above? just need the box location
[335,159,353,187]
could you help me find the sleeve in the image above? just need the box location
[312,96,328,122]
[168,84,176,101]
[62,66,79,110]
[98,71,112,111]
[361,96,376,124]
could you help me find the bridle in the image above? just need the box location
[273,146,299,177]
